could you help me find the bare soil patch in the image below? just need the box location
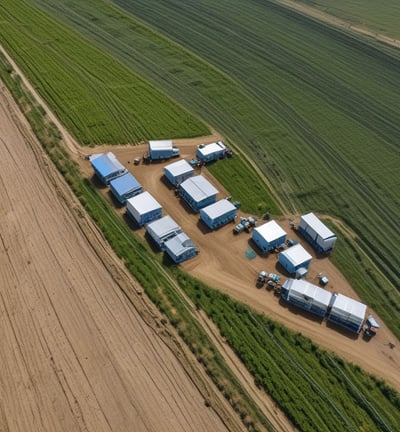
[89,144,400,393]
[0,84,241,432]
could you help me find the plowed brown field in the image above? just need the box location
[0,84,241,432]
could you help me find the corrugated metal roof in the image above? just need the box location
[201,199,236,219]
[254,220,287,242]
[283,279,331,306]
[180,175,218,202]
[301,212,335,240]
[164,232,196,256]
[197,141,226,157]
[164,159,194,177]
[127,191,161,215]
[90,152,126,177]
[280,244,312,266]
[110,173,141,195]
[149,140,173,151]
[331,293,366,320]
[146,215,181,237]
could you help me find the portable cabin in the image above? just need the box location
[328,293,366,334]
[252,220,287,253]
[146,215,182,250]
[179,175,218,212]
[164,232,198,264]
[126,191,162,227]
[196,141,226,163]
[109,173,143,204]
[90,152,127,185]
[298,213,337,253]
[279,244,312,277]
[281,279,332,317]
[200,199,237,230]
[164,159,194,187]
[148,140,179,160]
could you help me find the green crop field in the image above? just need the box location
[28,0,400,339]
[298,0,400,39]
[0,1,209,145]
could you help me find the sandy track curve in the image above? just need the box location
[0,83,241,431]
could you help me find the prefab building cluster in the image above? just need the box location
[179,175,218,212]
[279,244,312,278]
[281,279,367,333]
[298,212,337,253]
[146,215,182,249]
[196,141,226,163]
[164,159,194,187]
[252,220,287,253]
[90,152,128,185]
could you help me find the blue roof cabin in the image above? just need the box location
[196,141,226,163]
[90,152,127,185]
[278,244,312,278]
[200,199,237,230]
[252,220,287,253]
[146,215,182,250]
[298,212,337,253]
[164,159,194,187]
[110,173,143,204]
[164,232,198,264]
[179,175,218,212]
[126,191,162,227]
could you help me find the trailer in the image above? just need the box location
[148,140,180,160]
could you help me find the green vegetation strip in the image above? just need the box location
[0,0,209,145]
[2,54,400,432]
[29,0,400,338]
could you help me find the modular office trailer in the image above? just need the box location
[90,152,127,185]
[328,293,366,333]
[164,232,197,263]
[110,173,143,204]
[126,191,162,227]
[298,212,337,253]
[179,175,218,212]
[148,140,179,160]
[281,279,332,317]
[164,159,194,187]
[146,215,182,249]
[279,244,312,276]
[200,199,237,229]
[252,220,287,253]
[196,141,226,163]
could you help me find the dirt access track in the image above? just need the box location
[0,84,249,431]
[83,141,400,393]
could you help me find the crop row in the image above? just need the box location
[31,0,400,337]
[2,54,400,432]
[0,0,209,145]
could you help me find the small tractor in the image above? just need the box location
[364,315,380,340]
[317,273,329,286]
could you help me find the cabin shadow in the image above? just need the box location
[278,298,325,324]
[178,198,198,216]
[196,219,213,235]
[122,212,141,232]
[160,174,175,190]
[247,238,268,258]
[143,231,163,254]
[91,174,107,190]
[107,190,125,209]
[326,320,360,340]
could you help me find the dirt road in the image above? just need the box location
[0,84,244,431]
[95,143,400,394]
